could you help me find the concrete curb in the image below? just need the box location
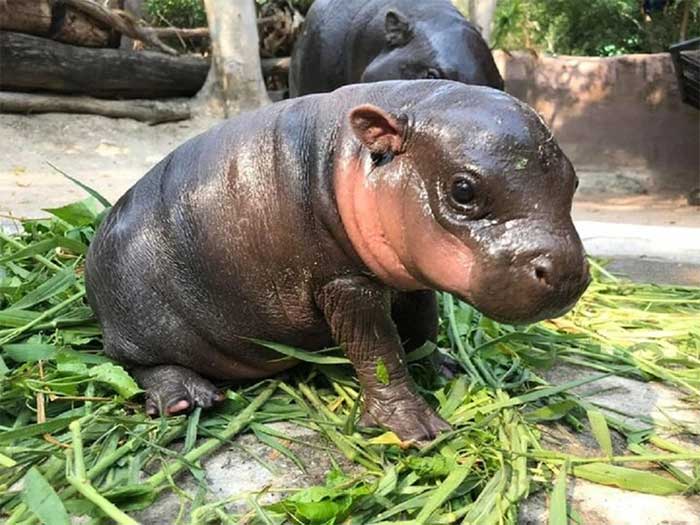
[575,220,700,265]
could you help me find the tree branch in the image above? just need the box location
[57,0,178,55]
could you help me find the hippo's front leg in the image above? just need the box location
[318,277,450,441]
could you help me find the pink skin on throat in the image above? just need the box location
[334,155,476,296]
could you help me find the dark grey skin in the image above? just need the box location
[86,81,589,441]
[289,0,504,97]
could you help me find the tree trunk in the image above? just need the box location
[197,0,270,117]
[0,92,190,123]
[0,31,208,98]
[467,0,498,45]
[0,0,53,36]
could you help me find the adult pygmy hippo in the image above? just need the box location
[86,81,590,441]
[289,0,504,96]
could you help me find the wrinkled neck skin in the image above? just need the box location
[332,136,475,294]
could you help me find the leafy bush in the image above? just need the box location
[492,0,700,56]
[145,0,207,28]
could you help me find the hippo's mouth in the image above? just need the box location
[456,266,591,326]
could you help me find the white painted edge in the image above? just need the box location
[574,220,700,264]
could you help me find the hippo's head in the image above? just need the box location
[335,82,590,324]
[360,9,504,90]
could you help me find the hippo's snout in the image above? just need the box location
[518,250,591,321]
[461,228,591,325]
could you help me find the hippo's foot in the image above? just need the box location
[132,365,225,417]
[360,386,451,442]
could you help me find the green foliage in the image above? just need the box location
[492,0,700,56]
[145,0,207,28]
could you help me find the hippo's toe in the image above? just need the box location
[133,365,226,417]
[360,388,451,442]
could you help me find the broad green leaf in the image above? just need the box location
[2,343,56,362]
[249,338,350,364]
[548,466,568,525]
[416,459,474,524]
[22,467,70,525]
[587,409,613,457]
[44,197,102,227]
[88,362,140,398]
[572,463,687,495]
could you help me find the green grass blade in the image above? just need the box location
[0,417,76,444]
[47,161,112,208]
[587,409,613,457]
[461,467,507,524]
[8,269,75,310]
[0,451,16,467]
[548,466,568,525]
[416,459,474,524]
[248,338,350,364]
[572,463,687,495]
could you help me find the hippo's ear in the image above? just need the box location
[349,104,404,155]
[385,10,413,47]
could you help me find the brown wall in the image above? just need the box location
[493,51,700,192]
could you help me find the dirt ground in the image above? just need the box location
[1,112,699,227]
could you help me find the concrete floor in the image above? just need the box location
[607,258,700,286]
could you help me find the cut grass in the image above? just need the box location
[0,189,698,524]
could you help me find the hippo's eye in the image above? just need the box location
[450,178,475,206]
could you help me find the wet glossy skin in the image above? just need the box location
[289,0,504,96]
[86,81,589,441]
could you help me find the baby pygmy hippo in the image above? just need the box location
[86,80,590,441]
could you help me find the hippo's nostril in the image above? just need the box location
[535,266,547,283]
[531,255,553,287]
[535,265,548,285]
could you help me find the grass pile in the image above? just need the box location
[1,186,699,525]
